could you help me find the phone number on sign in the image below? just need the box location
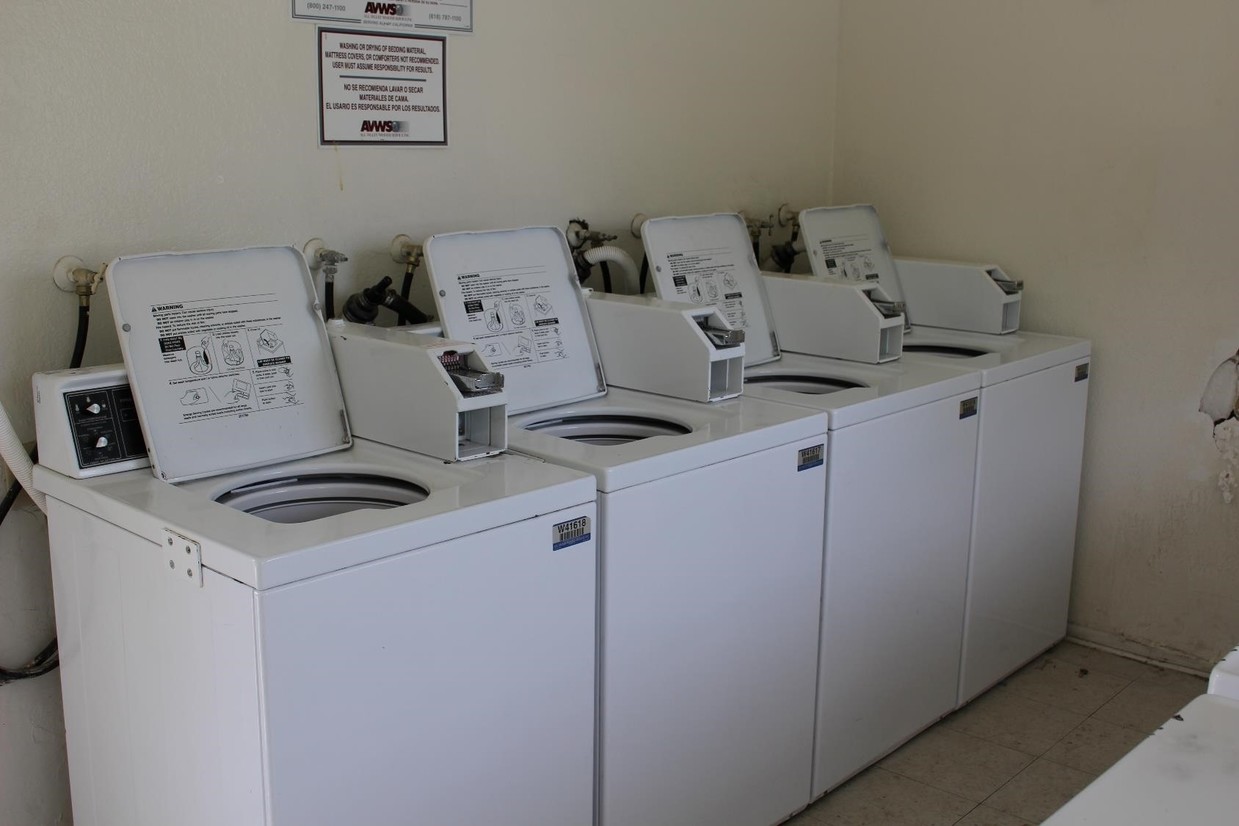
[429,12,463,22]
[306,2,347,10]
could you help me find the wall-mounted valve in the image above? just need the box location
[566,218,635,293]
[390,234,424,268]
[768,203,803,273]
[303,238,348,280]
[390,234,427,301]
[303,238,349,319]
[566,218,618,251]
[52,256,104,306]
[776,202,799,231]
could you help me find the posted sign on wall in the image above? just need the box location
[294,0,472,34]
[318,29,447,146]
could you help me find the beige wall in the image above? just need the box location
[833,1,1239,670]
[0,2,839,821]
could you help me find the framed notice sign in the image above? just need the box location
[294,1,473,34]
[318,29,447,146]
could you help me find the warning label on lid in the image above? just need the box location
[452,266,571,370]
[147,294,303,425]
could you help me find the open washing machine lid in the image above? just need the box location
[424,227,607,415]
[642,213,782,367]
[107,246,352,484]
[797,205,903,304]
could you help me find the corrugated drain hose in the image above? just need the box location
[0,301,89,684]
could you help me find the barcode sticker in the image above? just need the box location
[1075,363,1089,382]
[797,444,825,472]
[552,516,591,551]
[960,397,978,419]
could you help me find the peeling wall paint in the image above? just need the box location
[1200,350,1239,502]
[1212,420,1239,504]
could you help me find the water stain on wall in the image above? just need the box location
[1200,350,1239,503]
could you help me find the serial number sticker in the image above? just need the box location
[797,444,825,472]
[1075,363,1090,382]
[960,397,978,419]
[552,516,591,551]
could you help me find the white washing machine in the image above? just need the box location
[1041,647,1239,823]
[33,247,599,826]
[640,213,982,797]
[797,206,1092,709]
[1041,692,1237,825]
[1209,644,1239,699]
[423,226,830,826]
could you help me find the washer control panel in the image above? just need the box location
[34,366,151,479]
[64,384,147,470]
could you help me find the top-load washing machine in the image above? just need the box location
[641,213,982,797]
[33,247,599,826]
[1039,646,1239,824]
[1210,645,1239,699]
[422,226,830,826]
[797,205,1092,708]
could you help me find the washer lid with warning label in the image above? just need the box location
[106,246,351,484]
[424,227,607,415]
[641,213,782,367]
[797,205,903,302]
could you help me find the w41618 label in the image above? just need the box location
[797,444,825,472]
[552,516,591,551]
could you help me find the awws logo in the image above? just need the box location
[364,2,409,16]
[360,120,409,134]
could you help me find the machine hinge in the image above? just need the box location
[162,528,203,588]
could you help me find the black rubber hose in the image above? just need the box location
[400,263,415,301]
[325,280,335,320]
[638,255,650,294]
[599,261,613,293]
[70,304,89,368]
[381,291,430,325]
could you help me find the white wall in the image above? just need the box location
[0,1,839,821]
[833,1,1239,670]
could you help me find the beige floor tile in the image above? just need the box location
[1042,717,1148,775]
[1047,641,1164,682]
[984,759,1095,823]
[782,809,821,826]
[954,805,1034,826]
[803,767,974,826]
[941,686,1086,756]
[879,727,1032,802]
[1091,669,1207,733]
[1000,655,1132,716]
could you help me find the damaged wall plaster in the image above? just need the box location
[1200,351,1239,502]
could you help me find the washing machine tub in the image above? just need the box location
[523,413,691,445]
[214,472,430,523]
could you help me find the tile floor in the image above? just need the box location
[784,641,1207,825]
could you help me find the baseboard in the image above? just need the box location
[1067,624,1213,678]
